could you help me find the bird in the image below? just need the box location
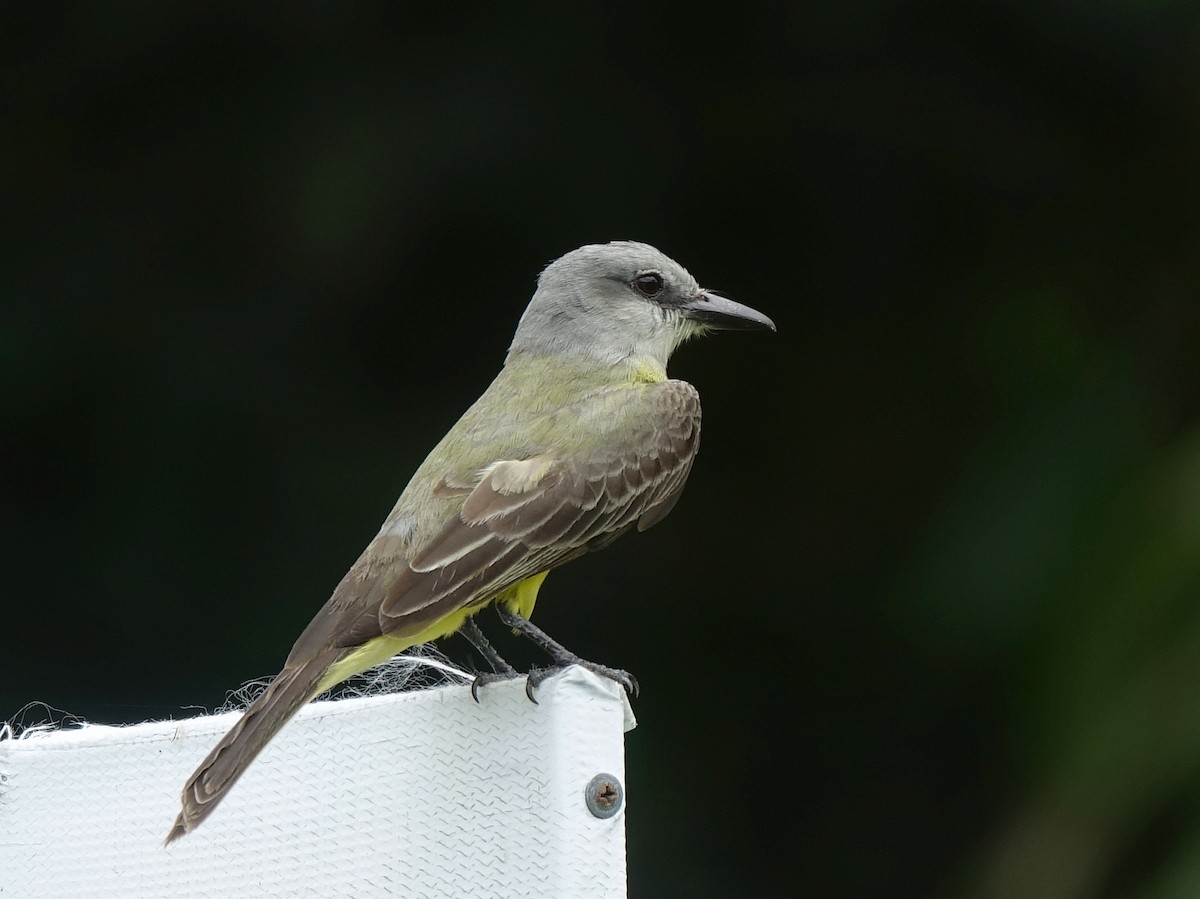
[166,240,774,842]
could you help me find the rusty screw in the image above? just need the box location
[584,772,624,818]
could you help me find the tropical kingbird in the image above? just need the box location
[167,240,774,842]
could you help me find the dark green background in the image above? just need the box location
[5,3,1199,896]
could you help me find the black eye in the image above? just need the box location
[633,272,665,298]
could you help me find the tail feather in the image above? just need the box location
[165,651,339,844]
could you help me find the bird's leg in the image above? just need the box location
[495,607,639,702]
[460,617,515,674]
[459,617,518,702]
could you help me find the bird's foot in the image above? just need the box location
[470,668,520,703]
[492,607,638,702]
[525,660,639,703]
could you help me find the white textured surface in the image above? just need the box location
[0,666,635,898]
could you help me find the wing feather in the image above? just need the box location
[352,381,701,641]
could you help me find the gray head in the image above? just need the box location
[507,241,774,370]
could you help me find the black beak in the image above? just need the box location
[678,291,776,332]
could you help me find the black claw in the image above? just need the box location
[524,668,543,704]
[469,670,517,703]
[576,661,638,698]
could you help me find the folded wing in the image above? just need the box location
[332,382,701,647]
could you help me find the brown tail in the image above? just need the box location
[165,650,340,844]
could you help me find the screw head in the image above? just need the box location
[584,772,624,819]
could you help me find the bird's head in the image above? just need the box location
[507,241,775,371]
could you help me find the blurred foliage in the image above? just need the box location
[2,2,1198,897]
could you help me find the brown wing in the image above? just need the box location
[332,381,701,648]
